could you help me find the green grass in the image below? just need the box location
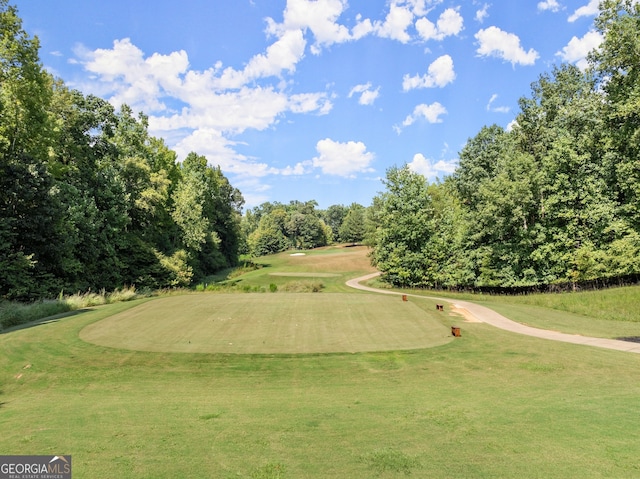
[2,247,640,478]
[203,245,377,293]
[378,279,640,339]
[2,303,640,478]
[79,293,453,354]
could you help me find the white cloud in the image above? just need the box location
[289,92,333,114]
[358,88,381,106]
[216,29,307,88]
[265,0,354,53]
[486,93,510,113]
[74,31,338,215]
[403,54,455,91]
[568,0,599,22]
[352,15,375,40]
[78,38,190,113]
[476,3,490,22]
[408,153,457,178]
[398,102,447,131]
[475,26,539,66]
[348,83,381,105]
[556,30,603,70]
[150,86,289,134]
[173,128,278,178]
[281,161,312,176]
[538,0,561,12]
[374,3,415,43]
[311,138,375,176]
[415,7,464,41]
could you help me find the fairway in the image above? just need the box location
[80,293,453,354]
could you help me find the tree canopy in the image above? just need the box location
[0,3,243,299]
[368,1,640,290]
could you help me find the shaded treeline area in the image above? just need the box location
[239,201,367,257]
[0,1,243,300]
[368,1,640,290]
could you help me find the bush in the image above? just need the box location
[269,283,278,293]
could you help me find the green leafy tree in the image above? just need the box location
[322,204,347,241]
[0,2,64,298]
[338,203,366,244]
[591,0,640,230]
[369,165,435,287]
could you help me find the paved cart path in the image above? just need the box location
[346,272,640,354]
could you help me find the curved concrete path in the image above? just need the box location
[347,272,640,354]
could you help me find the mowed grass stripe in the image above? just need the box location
[79,293,453,354]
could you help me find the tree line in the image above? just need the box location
[240,201,366,257]
[4,0,640,300]
[1,1,244,300]
[368,0,640,290]
[0,1,370,301]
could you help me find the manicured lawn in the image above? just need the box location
[80,293,453,354]
[2,247,640,478]
[2,299,640,478]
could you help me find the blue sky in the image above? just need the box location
[16,0,603,209]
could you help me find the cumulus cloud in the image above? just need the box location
[311,138,375,176]
[415,7,464,41]
[265,0,354,54]
[486,93,510,113]
[216,29,307,88]
[173,128,278,178]
[348,83,381,105]
[374,2,415,43]
[476,3,490,22]
[403,55,455,91]
[74,31,337,213]
[408,153,457,179]
[568,0,599,22]
[556,30,603,70]
[396,102,447,132]
[475,26,539,66]
[77,38,189,113]
[538,0,561,12]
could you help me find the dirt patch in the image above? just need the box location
[283,246,376,274]
[449,305,482,323]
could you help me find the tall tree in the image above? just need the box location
[0,1,63,298]
[369,165,435,286]
[338,203,366,244]
[591,0,640,230]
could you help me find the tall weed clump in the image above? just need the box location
[0,286,141,331]
[0,300,70,331]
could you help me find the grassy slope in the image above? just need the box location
[216,245,377,293]
[2,246,640,478]
[368,280,640,339]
